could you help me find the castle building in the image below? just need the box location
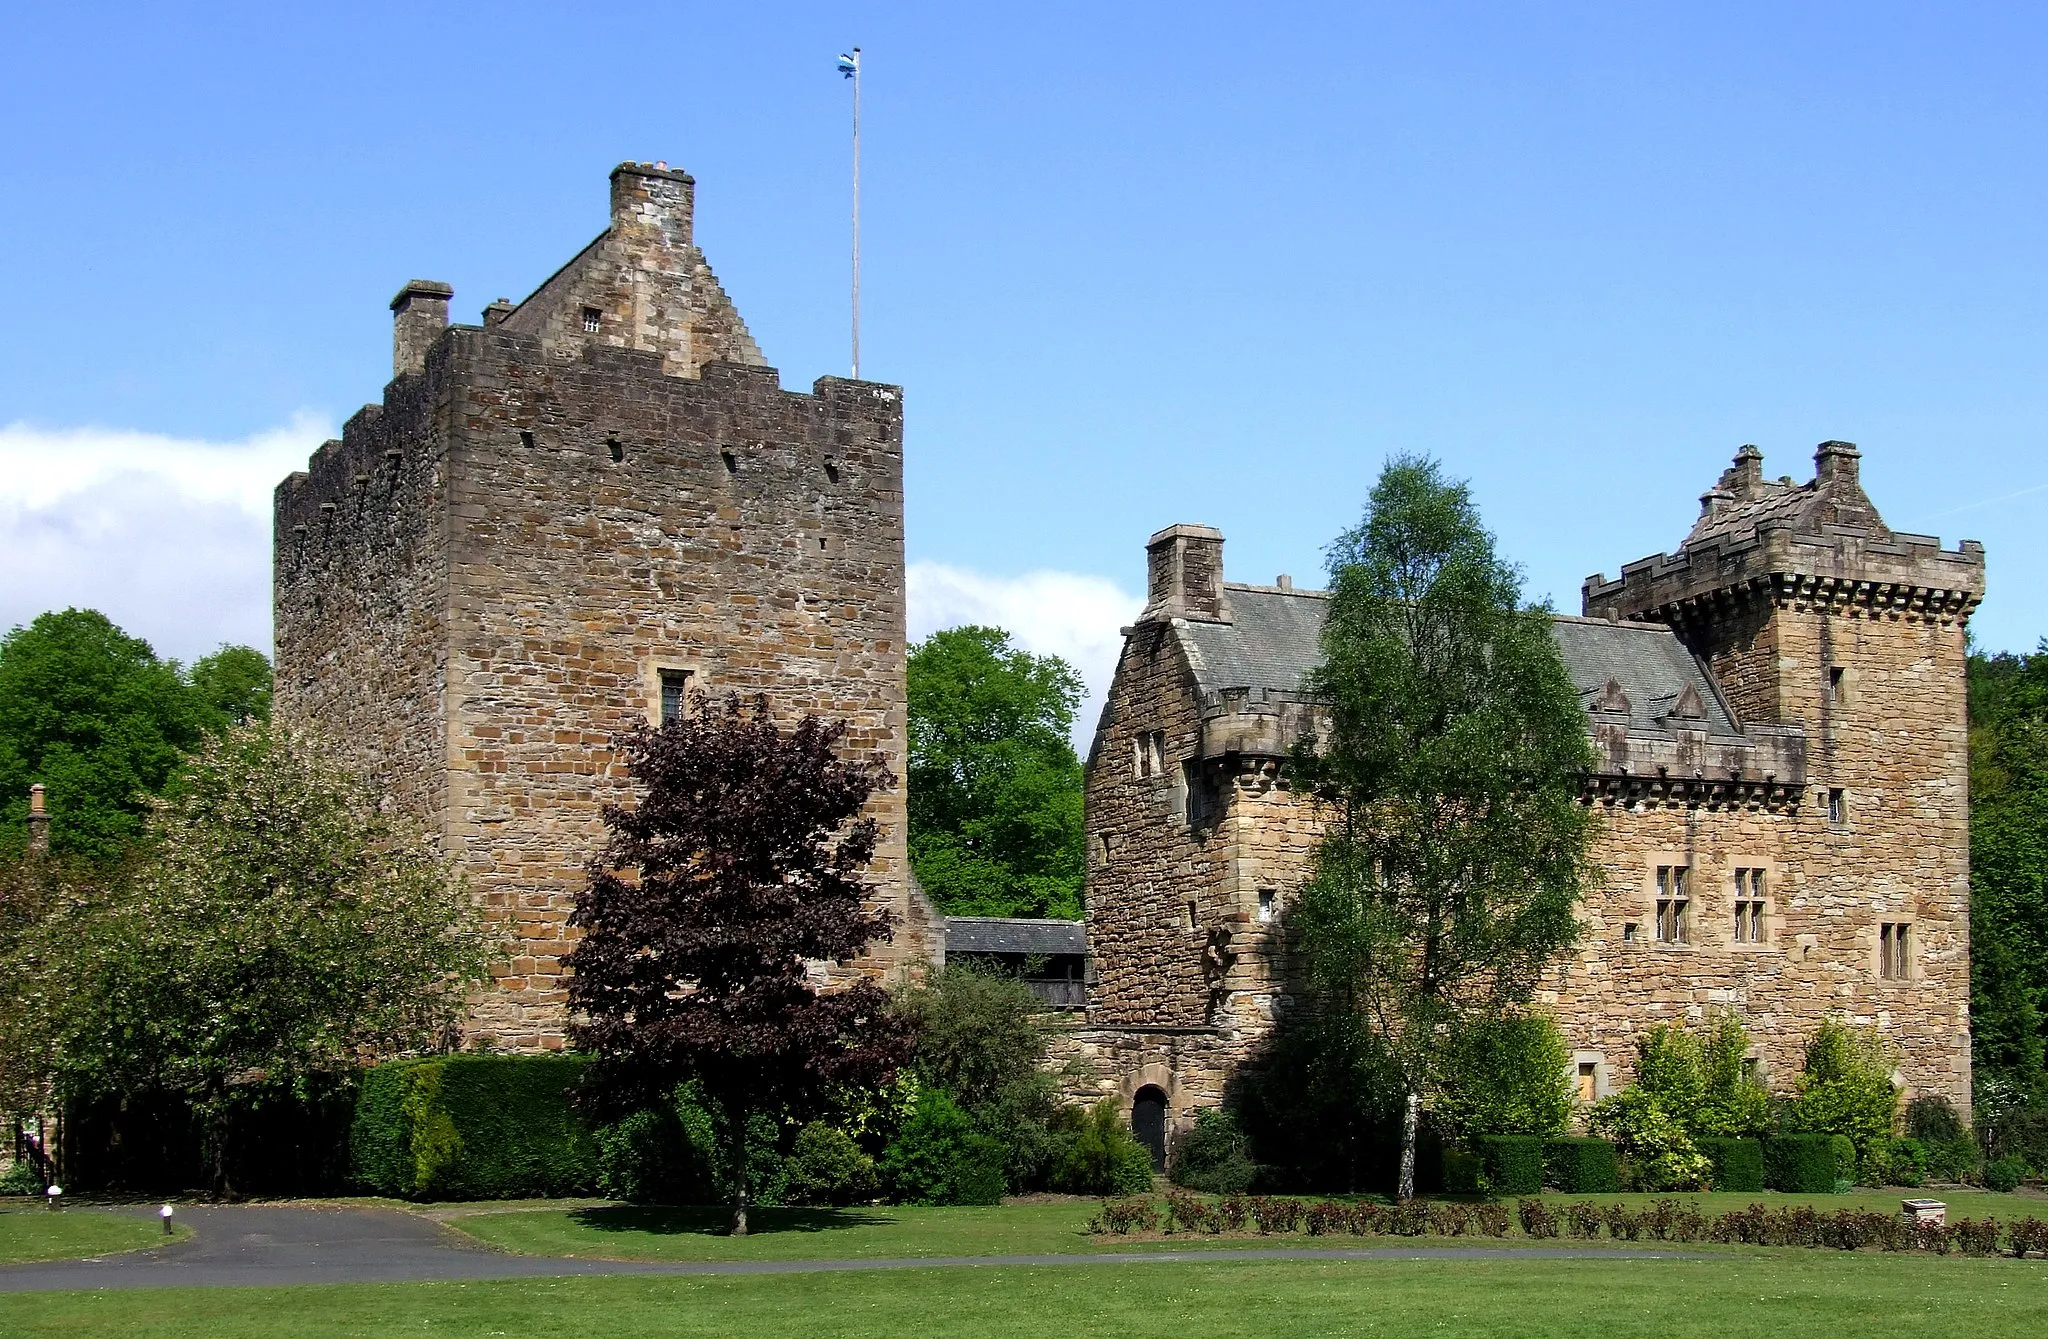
[1073,443,1984,1163]
[273,164,941,1048]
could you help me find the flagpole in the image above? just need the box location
[850,46,861,381]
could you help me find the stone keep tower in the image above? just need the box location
[274,163,942,1049]
[1583,441,1985,1094]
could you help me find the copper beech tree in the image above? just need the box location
[567,694,911,1233]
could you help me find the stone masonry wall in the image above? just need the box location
[275,364,453,845]
[441,331,940,1047]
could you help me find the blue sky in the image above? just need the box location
[3,2,2043,725]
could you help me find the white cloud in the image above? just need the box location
[0,415,333,663]
[0,418,1144,754]
[907,561,1143,753]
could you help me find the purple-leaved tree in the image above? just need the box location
[567,694,911,1233]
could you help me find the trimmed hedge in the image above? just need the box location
[1441,1146,1483,1195]
[1698,1137,1766,1193]
[1542,1136,1620,1193]
[352,1053,598,1199]
[1764,1133,1840,1194]
[1475,1135,1545,1195]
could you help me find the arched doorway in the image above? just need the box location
[1131,1085,1168,1170]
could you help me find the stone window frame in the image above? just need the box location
[1729,860,1777,951]
[643,659,702,727]
[1878,917,1917,983]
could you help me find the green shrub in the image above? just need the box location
[1169,1108,1257,1195]
[351,1053,596,1199]
[1904,1097,1979,1183]
[1589,1088,1710,1190]
[880,1088,1006,1205]
[1542,1136,1620,1193]
[894,965,1064,1191]
[1764,1133,1841,1193]
[1694,1011,1773,1139]
[1475,1134,1544,1195]
[781,1123,877,1206]
[1055,1099,1155,1197]
[0,1160,42,1195]
[1985,1154,2027,1192]
[1885,1137,1930,1188]
[1784,1018,1900,1167]
[1440,1146,1483,1195]
[1697,1137,1765,1192]
[1828,1134,1858,1191]
[593,1100,714,1204]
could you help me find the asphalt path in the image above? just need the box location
[0,1204,1694,1292]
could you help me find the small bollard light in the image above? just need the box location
[160,1204,175,1235]
[44,1184,62,1212]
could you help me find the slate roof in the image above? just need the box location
[1179,587,1329,698]
[1175,586,1743,739]
[945,917,1089,956]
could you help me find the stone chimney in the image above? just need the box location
[1145,524,1231,623]
[26,783,48,855]
[1815,439,1862,485]
[391,280,454,378]
[610,161,695,250]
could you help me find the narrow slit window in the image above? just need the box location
[722,450,738,474]
[1257,889,1277,923]
[1827,666,1845,703]
[581,306,602,333]
[518,429,535,449]
[1880,922,1912,980]
[1185,900,1199,933]
[1828,788,1847,827]
[1576,1062,1597,1103]
[607,438,624,463]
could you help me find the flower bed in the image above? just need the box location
[1089,1194,2047,1257]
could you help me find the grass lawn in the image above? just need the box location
[0,1207,186,1264]
[2,1253,2045,1338]
[444,1189,2045,1262]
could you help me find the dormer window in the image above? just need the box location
[581,306,603,333]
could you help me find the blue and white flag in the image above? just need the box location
[837,51,859,78]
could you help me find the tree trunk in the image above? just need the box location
[1396,1090,1420,1201]
[731,1186,749,1237]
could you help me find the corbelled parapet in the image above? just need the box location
[1584,442,1985,630]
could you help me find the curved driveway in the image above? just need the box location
[0,1204,1690,1292]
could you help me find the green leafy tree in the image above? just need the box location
[906,626,1086,919]
[1287,456,1599,1199]
[1969,642,2048,1123]
[27,723,485,1195]
[1436,1013,1576,1139]
[0,610,203,860]
[190,645,273,731]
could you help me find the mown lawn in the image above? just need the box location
[445,1188,2044,1262]
[0,1207,185,1264]
[3,1253,2045,1339]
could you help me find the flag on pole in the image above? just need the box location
[836,51,859,78]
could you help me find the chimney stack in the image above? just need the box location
[26,784,48,855]
[390,280,454,378]
[1815,439,1862,486]
[1145,524,1231,623]
[609,161,695,249]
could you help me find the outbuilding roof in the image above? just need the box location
[945,917,1089,957]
